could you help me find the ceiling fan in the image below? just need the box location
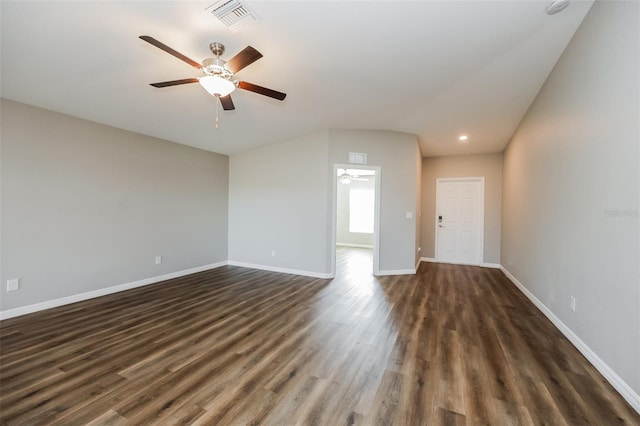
[338,169,371,184]
[139,35,286,112]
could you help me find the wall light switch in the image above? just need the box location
[7,279,19,292]
[406,212,413,219]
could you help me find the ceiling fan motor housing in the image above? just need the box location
[202,43,235,80]
[202,57,234,79]
[209,42,225,57]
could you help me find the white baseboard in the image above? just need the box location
[500,266,640,414]
[376,268,416,276]
[336,243,374,248]
[227,260,333,279]
[420,257,499,268]
[0,262,227,321]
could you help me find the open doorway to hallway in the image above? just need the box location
[335,246,373,277]
[332,166,380,276]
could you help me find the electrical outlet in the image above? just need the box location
[570,296,576,312]
[155,256,162,265]
[271,250,276,257]
[7,279,19,292]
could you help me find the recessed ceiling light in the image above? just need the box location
[458,135,468,141]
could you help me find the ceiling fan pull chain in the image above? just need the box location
[215,95,220,129]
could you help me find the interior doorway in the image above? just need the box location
[331,165,380,276]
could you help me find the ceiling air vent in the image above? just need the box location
[206,0,259,32]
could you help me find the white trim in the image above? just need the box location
[331,164,381,276]
[434,177,485,265]
[376,268,416,276]
[419,258,500,269]
[415,258,421,272]
[227,260,333,279]
[336,243,374,248]
[0,262,228,321]
[500,266,640,414]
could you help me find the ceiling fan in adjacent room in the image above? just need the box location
[338,169,372,185]
[139,35,286,117]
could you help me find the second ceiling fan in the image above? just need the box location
[139,35,286,111]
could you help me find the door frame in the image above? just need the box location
[330,164,381,276]
[434,177,485,265]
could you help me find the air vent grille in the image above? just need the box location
[349,152,368,165]
[206,0,258,32]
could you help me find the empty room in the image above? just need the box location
[1,0,638,424]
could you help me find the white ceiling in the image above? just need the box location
[1,1,592,157]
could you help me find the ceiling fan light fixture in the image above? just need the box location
[199,75,236,97]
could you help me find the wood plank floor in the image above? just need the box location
[1,247,638,425]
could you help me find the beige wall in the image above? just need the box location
[502,0,639,397]
[421,153,502,264]
[1,99,229,312]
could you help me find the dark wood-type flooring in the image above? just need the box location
[1,247,638,425]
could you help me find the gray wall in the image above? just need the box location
[328,129,421,273]
[228,129,421,275]
[336,176,375,247]
[502,0,639,396]
[421,153,503,264]
[1,99,229,312]
[228,131,331,274]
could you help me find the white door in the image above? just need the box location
[435,178,484,265]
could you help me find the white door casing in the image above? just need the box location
[330,164,381,276]
[435,177,484,265]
